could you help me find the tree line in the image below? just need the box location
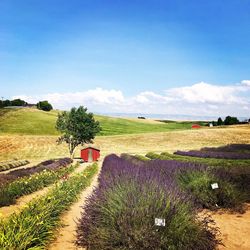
[212,116,249,126]
[0,98,53,111]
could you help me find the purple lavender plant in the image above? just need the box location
[174,150,250,159]
[76,154,220,250]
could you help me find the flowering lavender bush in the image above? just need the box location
[76,154,220,250]
[174,150,250,159]
[201,144,250,153]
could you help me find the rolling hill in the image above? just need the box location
[0,108,197,136]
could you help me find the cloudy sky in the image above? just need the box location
[1,1,250,117]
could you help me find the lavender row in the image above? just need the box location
[201,144,250,153]
[76,154,220,250]
[0,158,72,187]
[174,150,250,159]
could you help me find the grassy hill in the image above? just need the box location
[0,108,197,136]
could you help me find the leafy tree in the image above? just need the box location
[224,116,239,125]
[212,121,217,126]
[3,100,11,107]
[11,99,27,106]
[37,101,53,111]
[56,106,101,158]
[217,117,223,126]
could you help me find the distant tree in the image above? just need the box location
[224,116,239,125]
[37,101,53,111]
[212,121,217,126]
[3,100,11,107]
[11,98,27,106]
[217,117,223,126]
[56,106,101,158]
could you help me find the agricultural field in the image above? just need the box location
[0,107,201,136]
[0,124,249,162]
[76,146,250,249]
[0,108,250,249]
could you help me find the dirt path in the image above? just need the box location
[0,162,87,218]
[48,161,101,250]
[0,185,51,218]
[211,204,250,250]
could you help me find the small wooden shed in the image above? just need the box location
[191,124,201,129]
[80,146,100,162]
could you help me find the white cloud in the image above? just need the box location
[13,80,250,117]
[166,82,246,105]
[241,80,250,87]
[13,88,125,110]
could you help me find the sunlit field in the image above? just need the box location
[0,125,249,162]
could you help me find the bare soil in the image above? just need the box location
[48,161,101,250]
[211,204,250,250]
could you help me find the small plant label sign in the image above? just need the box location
[211,183,219,189]
[155,218,165,227]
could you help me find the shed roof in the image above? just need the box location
[81,145,100,151]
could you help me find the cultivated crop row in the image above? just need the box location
[145,151,250,203]
[174,150,250,159]
[0,158,74,207]
[201,144,250,152]
[0,163,98,250]
[0,159,29,172]
[76,154,241,249]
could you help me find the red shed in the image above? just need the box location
[80,146,100,162]
[191,124,201,129]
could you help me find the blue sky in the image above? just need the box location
[0,0,250,116]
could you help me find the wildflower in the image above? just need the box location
[0,212,2,217]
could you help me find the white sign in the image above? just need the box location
[211,183,219,189]
[155,218,165,227]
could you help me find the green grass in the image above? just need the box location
[0,108,59,135]
[0,108,196,136]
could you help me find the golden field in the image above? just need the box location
[1,124,250,162]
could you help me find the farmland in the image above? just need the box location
[0,107,200,136]
[0,108,250,249]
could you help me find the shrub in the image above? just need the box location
[174,150,250,159]
[76,155,220,250]
[201,144,250,153]
[120,153,148,166]
[36,100,53,111]
[177,170,241,209]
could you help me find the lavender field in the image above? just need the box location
[76,153,245,249]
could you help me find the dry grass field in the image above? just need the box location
[1,125,249,162]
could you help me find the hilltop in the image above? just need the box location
[0,107,199,136]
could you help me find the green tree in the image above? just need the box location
[224,116,239,125]
[217,117,223,126]
[3,100,11,107]
[37,101,53,111]
[11,99,27,106]
[56,106,101,158]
